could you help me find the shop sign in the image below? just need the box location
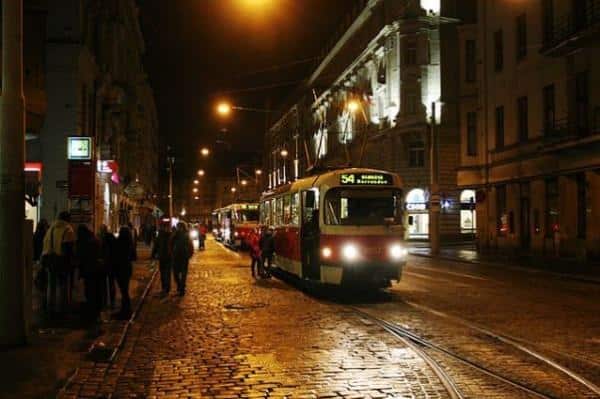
[340,173,393,186]
[67,137,93,160]
[68,161,94,199]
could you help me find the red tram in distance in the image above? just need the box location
[211,203,259,249]
[260,168,406,288]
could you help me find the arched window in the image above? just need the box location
[406,188,427,204]
[460,189,477,233]
[460,189,476,203]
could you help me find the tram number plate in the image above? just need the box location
[340,173,392,186]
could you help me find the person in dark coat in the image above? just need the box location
[153,221,172,296]
[76,224,104,323]
[259,227,275,278]
[33,219,49,262]
[114,226,135,318]
[99,225,117,308]
[170,222,193,296]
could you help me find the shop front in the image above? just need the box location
[405,188,429,239]
[460,189,476,235]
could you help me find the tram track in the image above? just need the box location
[351,306,600,399]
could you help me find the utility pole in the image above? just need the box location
[429,102,440,255]
[0,0,26,345]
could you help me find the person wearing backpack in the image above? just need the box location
[170,222,194,296]
[42,211,76,316]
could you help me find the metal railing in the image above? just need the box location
[543,0,600,50]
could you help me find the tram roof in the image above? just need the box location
[213,202,259,212]
[261,167,402,199]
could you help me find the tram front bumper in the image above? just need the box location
[339,261,405,287]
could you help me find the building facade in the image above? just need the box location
[457,0,600,260]
[37,0,159,232]
[266,0,473,241]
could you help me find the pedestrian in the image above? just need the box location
[99,225,117,308]
[33,219,49,263]
[248,228,261,278]
[41,211,76,317]
[259,227,275,278]
[198,225,206,251]
[170,222,194,296]
[76,224,104,324]
[153,221,172,296]
[113,226,135,319]
[128,222,138,261]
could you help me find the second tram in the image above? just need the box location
[212,203,259,249]
[260,168,406,288]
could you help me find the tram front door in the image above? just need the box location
[301,190,320,280]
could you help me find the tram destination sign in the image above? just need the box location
[340,173,393,186]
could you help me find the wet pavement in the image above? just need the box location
[57,237,600,398]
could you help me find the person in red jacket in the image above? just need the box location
[248,228,261,278]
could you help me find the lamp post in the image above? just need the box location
[0,0,26,345]
[280,148,288,183]
[429,102,440,255]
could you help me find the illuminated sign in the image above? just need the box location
[340,173,392,186]
[68,137,92,160]
[406,203,427,211]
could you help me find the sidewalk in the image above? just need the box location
[408,243,600,284]
[0,244,156,399]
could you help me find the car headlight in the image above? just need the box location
[189,230,199,239]
[321,246,332,259]
[389,244,408,260]
[342,244,359,261]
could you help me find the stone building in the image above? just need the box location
[457,0,600,260]
[38,0,159,232]
[266,0,474,241]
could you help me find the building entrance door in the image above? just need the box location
[520,183,531,249]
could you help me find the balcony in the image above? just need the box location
[540,117,600,149]
[541,0,600,56]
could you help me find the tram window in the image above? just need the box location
[325,188,398,226]
[291,192,300,226]
[275,197,283,225]
[283,195,291,225]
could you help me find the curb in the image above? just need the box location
[409,252,600,285]
[56,262,159,398]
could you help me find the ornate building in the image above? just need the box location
[39,0,159,232]
[266,0,473,241]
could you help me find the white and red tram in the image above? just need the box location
[212,203,259,249]
[259,168,406,288]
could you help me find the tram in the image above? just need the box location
[259,168,406,288]
[211,203,259,249]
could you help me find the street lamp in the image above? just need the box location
[255,169,262,175]
[216,101,232,117]
[194,179,199,185]
[194,196,199,200]
[193,187,199,194]
[197,169,205,177]
[201,147,210,157]
[231,187,237,193]
[241,179,248,186]
[280,149,288,158]
[347,99,360,114]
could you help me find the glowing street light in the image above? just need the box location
[347,99,360,113]
[216,101,232,117]
[241,179,248,186]
[193,187,199,193]
[200,147,210,157]
[180,208,186,217]
[280,149,288,158]
[255,169,262,175]
[230,187,237,193]
[197,169,205,177]
[194,196,199,200]
[194,179,199,185]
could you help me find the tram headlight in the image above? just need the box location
[389,244,408,260]
[342,244,359,262]
[321,246,332,259]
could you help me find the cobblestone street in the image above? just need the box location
[59,237,600,399]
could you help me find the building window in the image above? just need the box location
[517,96,528,143]
[542,0,554,44]
[466,111,477,156]
[460,189,477,234]
[495,106,505,149]
[494,30,503,71]
[576,173,587,239]
[575,71,589,136]
[496,185,507,236]
[404,42,417,65]
[516,14,527,61]
[543,84,555,134]
[545,178,559,237]
[408,142,425,167]
[465,40,476,82]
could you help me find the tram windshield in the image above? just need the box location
[324,188,401,226]
[237,209,259,222]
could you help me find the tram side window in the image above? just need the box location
[283,195,292,225]
[275,197,283,225]
[291,192,300,226]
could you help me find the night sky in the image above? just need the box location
[139,0,361,186]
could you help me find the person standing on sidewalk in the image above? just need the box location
[170,222,194,296]
[42,211,76,317]
[259,227,275,278]
[76,225,104,324]
[33,219,49,263]
[248,228,261,278]
[113,226,135,319]
[99,225,117,308]
[153,221,172,296]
